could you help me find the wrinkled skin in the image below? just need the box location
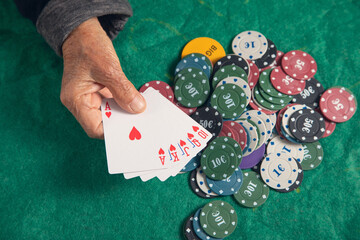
[61,17,146,139]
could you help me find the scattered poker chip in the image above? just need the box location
[241,110,272,141]
[281,104,310,139]
[247,59,260,89]
[319,87,357,123]
[281,50,317,80]
[253,86,286,110]
[322,118,336,138]
[213,55,250,76]
[233,171,269,207]
[183,214,201,240]
[248,96,277,115]
[201,137,243,181]
[289,109,325,142]
[258,68,286,97]
[301,141,324,170]
[232,31,268,60]
[273,50,284,66]
[267,135,304,163]
[192,209,221,240]
[235,119,259,156]
[191,106,223,141]
[260,153,299,190]
[173,98,197,115]
[240,144,265,169]
[210,84,247,119]
[184,53,213,74]
[139,80,174,102]
[189,169,217,199]
[182,152,201,172]
[221,121,247,151]
[257,85,293,105]
[254,39,277,69]
[280,125,301,144]
[206,167,243,196]
[174,67,210,107]
[199,201,237,238]
[218,122,236,139]
[239,110,268,147]
[276,159,303,193]
[270,66,306,95]
[216,77,251,105]
[196,167,219,197]
[175,54,211,79]
[212,65,248,89]
[181,37,226,64]
[268,113,277,130]
[291,78,324,108]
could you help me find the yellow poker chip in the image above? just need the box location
[181,37,226,64]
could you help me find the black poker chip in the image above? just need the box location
[276,159,304,193]
[213,55,250,76]
[189,169,217,199]
[190,106,223,142]
[254,39,277,69]
[291,78,325,108]
[288,109,325,142]
[183,214,201,240]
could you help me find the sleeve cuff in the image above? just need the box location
[36,0,133,56]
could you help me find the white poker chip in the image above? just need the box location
[281,104,310,139]
[235,119,259,156]
[260,153,299,190]
[239,110,269,147]
[216,77,251,105]
[232,31,269,60]
[266,134,304,163]
[196,167,219,196]
[268,113,277,130]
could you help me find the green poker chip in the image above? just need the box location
[258,68,286,98]
[174,67,210,107]
[212,65,248,89]
[233,171,270,208]
[210,84,247,119]
[253,85,286,110]
[199,200,238,239]
[258,85,293,105]
[301,141,324,170]
[201,137,243,180]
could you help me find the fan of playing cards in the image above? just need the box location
[101,87,212,181]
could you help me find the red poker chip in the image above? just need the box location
[275,104,297,138]
[270,66,306,95]
[139,80,174,102]
[173,98,197,115]
[249,96,277,115]
[319,87,357,123]
[314,108,336,138]
[218,122,236,138]
[281,50,317,80]
[273,50,284,66]
[222,121,247,151]
[247,60,260,89]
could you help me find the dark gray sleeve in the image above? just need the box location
[36,0,133,56]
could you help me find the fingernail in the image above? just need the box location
[130,94,146,112]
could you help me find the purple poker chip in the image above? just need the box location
[239,144,266,169]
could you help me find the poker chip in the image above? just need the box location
[270,66,306,95]
[210,84,247,119]
[212,65,248,89]
[253,86,286,110]
[257,85,293,105]
[139,80,174,102]
[199,201,237,238]
[291,78,324,108]
[181,37,226,64]
[175,54,211,79]
[247,60,260,89]
[281,50,317,80]
[206,167,243,196]
[218,122,236,139]
[248,96,277,115]
[268,113,277,130]
[273,50,284,66]
[281,104,310,139]
[266,135,304,163]
[241,110,272,140]
[192,209,221,240]
[173,98,197,115]
[196,167,219,197]
[235,119,259,156]
[322,118,336,138]
[221,121,247,151]
[260,152,299,190]
[254,39,277,69]
[174,67,210,107]
[191,106,223,141]
[301,141,324,170]
[258,68,286,97]
[239,144,266,169]
[288,109,325,142]
[183,214,201,240]
[276,159,303,193]
[213,55,250,76]
[232,31,268,60]
[185,53,213,74]
[189,169,217,199]
[233,171,269,207]
[182,152,202,172]
[239,110,268,147]
[319,87,357,123]
[280,125,301,144]
[216,77,251,105]
[201,137,243,181]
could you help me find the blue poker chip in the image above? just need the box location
[206,168,243,196]
[175,55,211,79]
[192,208,223,240]
[182,152,201,172]
[280,125,301,145]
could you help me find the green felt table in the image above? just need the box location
[1,0,360,239]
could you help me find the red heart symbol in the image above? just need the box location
[129,126,141,141]
[170,144,176,151]
[180,140,186,147]
[105,112,111,118]
[188,133,194,139]
[158,148,164,155]
[192,126,199,132]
